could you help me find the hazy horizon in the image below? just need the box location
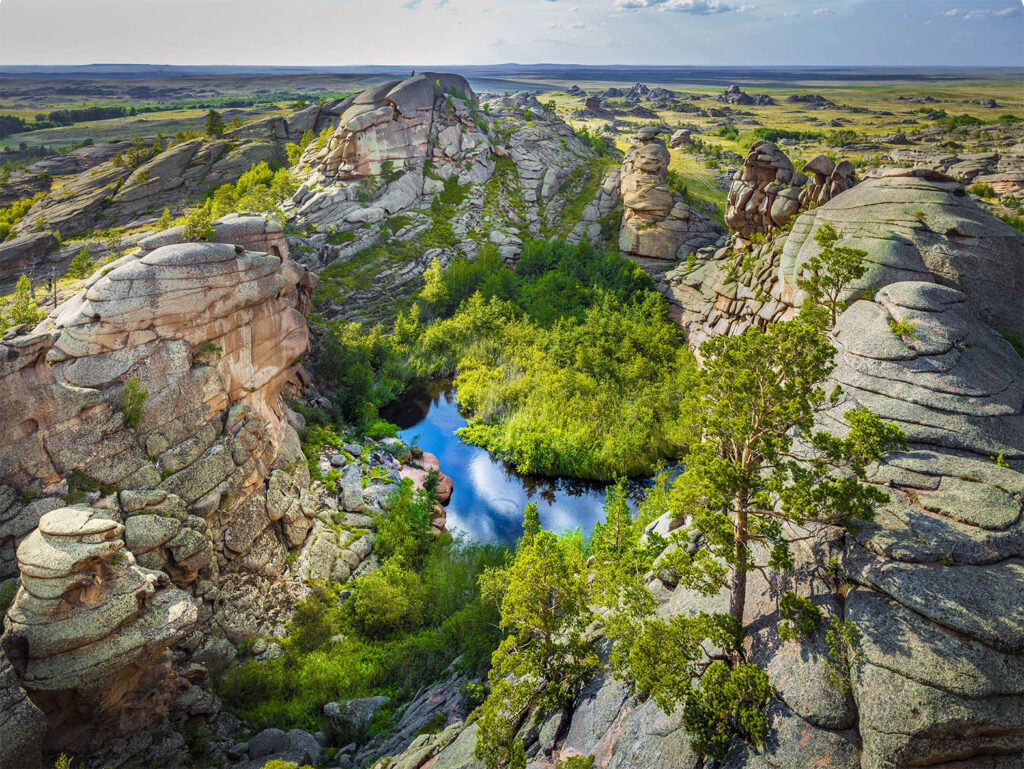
[1,0,1023,69]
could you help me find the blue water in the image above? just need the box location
[386,382,645,546]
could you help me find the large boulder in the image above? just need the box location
[779,167,1024,338]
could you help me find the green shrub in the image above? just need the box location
[969,182,996,198]
[351,559,426,637]
[182,202,215,242]
[5,274,44,327]
[66,245,95,279]
[0,192,45,241]
[714,124,739,141]
[412,239,696,479]
[119,376,149,427]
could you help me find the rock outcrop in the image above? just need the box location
[724,142,859,249]
[618,127,725,267]
[0,649,48,769]
[0,216,363,764]
[724,140,810,243]
[390,167,1024,769]
[9,103,344,246]
[2,507,197,752]
[799,154,857,208]
[779,167,1024,338]
[285,75,612,325]
[717,84,773,106]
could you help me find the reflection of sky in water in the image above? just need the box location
[394,386,635,545]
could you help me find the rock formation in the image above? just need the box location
[717,84,773,106]
[0,216,359,764]
[799,154,857,207]
[724,140,809,243]
[377,165,1024,769]
[669,166,1023,349]
[2,506,197,752]
[725,141,859,248]
[285,75,611,324]
[668,128,691,148]
[0,649,48,769]
[779,167,1024,338]
[8,102,344,249]
[618,127,725,266]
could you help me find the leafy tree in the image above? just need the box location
[474,509,597,769]
[797,222,869,326]
[204,109,226,138]
[65,245,95,279]
[182,202,215,242]
[6,275,44,327]
[418,256,448,316]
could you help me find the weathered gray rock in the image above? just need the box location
[0,649,48,769]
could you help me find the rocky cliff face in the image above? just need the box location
[0,216,349,765]
[283,75,618,325]
[667,166,1024,349]
[618,126,725,268]
[376,166,1024,769]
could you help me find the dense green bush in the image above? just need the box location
[0,192,45,241]
[411,239,696,479]
[315,320,414,430]
[208,160,296,217]
[351,559,426,637]
[750,127,821,144]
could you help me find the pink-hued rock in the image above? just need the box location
[400,451,453,506]
[618,127,724,262]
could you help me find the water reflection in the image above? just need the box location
[384,381,654,546]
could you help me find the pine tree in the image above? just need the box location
[6,274,44,327]
[66,245,94,279]
[204,109,225,139]
[474,508,596,769]
[797,222,869,327]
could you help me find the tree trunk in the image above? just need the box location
[729,503,748,633]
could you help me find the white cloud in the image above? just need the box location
[812,7,836,16]
[940,5,1022,20]
[614,0,754,14]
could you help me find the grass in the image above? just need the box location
[0,104,292,150]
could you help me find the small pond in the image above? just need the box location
[383,381,654,546]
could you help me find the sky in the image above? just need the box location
[0,0,1022,67]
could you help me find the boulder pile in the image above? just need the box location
[716,84,773,106]
[724,140,809,243]
[799,154,857,208]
